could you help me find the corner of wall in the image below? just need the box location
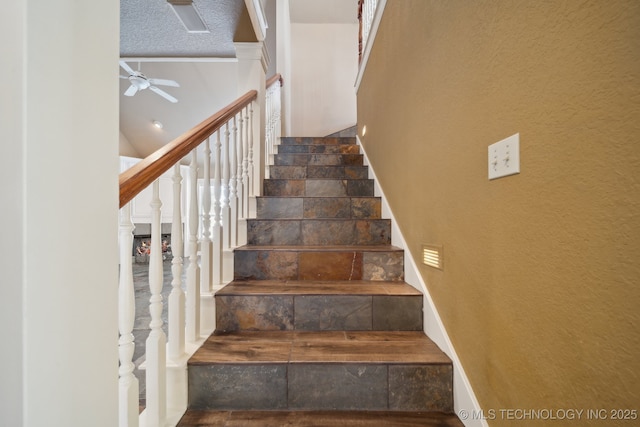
[357,135,487,427]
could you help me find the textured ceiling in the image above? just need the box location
[120,0,245,58]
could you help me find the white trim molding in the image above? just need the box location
[357,136,487,427]
[245,0,268,41]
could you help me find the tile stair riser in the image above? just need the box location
[263,179,374,197]
[256,197,382,220]
[246,219,391,246]
[215,294,423,332]
[269,165,369,179]
[187,363,453,412]
[280,137,357,145]
[233,249,405,282]
[277,144,361,154]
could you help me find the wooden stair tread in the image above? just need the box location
[217,280,421,296]
[189,331,451,365]
[177,410,464,426]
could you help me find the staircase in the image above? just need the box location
[177,137,463,426]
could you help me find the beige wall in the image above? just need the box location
[357,1,640,424]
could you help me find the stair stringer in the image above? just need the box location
[356,136,487,427]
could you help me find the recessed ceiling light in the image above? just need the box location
[153,120,163,129]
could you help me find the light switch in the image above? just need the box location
[488,133,520,180]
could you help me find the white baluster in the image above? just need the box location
[186,150,201,342]
[265,86,272,179]
[221,123,231,251]
[229,117,239,248]
[248,103,255,198]
[118,204,139,427]
[236,112,245,220]
[146,180,166,426]
[274,82,282,147]
[200,139,212,295]
[242,106,250,218]
[212,130,223,288]
[168,164,185,361]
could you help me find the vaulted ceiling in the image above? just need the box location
[119,0,357,158]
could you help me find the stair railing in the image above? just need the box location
[265,74,283,178]
[358,0,378,62]
[118,76,282,426]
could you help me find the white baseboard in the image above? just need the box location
[356,136,487,427]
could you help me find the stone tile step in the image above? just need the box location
[215,280,423,332]
[177,410,464,427]
[257,196,381,219]
[247,218,391,246]
[274,153,364,166]
[277,144,360,154]
[269,165,368,179]
[281,136,356,145]
[234,245,404,282]
[187,331,453,412]
[263,179,374,197]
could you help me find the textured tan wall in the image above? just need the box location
[357,1,640,425]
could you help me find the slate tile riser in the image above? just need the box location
[246,219,391,246]
[263,179,374,197]
[274,153,364,167]
[277,144,361,154]
[233,249,405,282]
[269,165,369,179]
[188,363,453,412]
[215,294,423,332]
[281,137,356,145]
[257,197,382,219]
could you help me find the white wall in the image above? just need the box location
[0,1,25,425]
[120,131,142,157]
[290,23,358,136]
[0,0,119,426]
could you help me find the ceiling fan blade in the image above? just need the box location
[119,61,136,76]
[119,75,130,80]
[149,86,178,103]
[148,78,180,88]
[124,85,138,96]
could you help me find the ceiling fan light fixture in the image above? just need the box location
[167,0,209,33]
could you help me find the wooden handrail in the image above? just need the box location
[266,73,283,89]
[119,90,257,208]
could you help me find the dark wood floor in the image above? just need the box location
[177,410,464,426]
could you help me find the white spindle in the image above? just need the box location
[221,123,231,251]
[212,130,223,288]
[168,164,185,361]
[265,86,272,179]
[229,117,239,248]
[118,204,139,427]
[248,103,255,197]
[186,150,201,342]
[146,180,166,426]
[200,139,212,294]
[236,112,245,220]
[242,106,250,218]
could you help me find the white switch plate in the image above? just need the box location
[488,133,520,180]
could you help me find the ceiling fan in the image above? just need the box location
[119,61,180,103]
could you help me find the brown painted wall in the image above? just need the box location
[357,1,640,424]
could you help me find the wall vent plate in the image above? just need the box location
[488,133,520,180]
[422,244,443,270]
